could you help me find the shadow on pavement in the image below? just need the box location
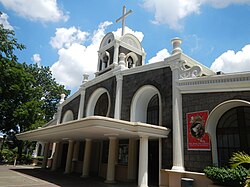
[11,167,137,187]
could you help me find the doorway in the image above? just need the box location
[60,143,68,169]
[217,106,250,166]
[148,140,159,186]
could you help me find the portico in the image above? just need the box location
[17,116,170,187]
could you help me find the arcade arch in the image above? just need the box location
[206,99,250,166]
[86,88,111,117]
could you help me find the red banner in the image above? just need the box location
[186,111,210,150]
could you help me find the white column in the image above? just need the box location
[138,136,148,187]
[56,105,62,125]
[78,90,86,120]
[33,142,39,157]
[56,94,65,124]
[42,142,50,169]
[72,141,80,161]
[50,143,56,158]
[64,140,74,174]
[105,137,117,183]
[128,138,138,181]
[113,43,119,66]
[81,139,92,178]
[114,74,123,119]
[171,62,185,171]
[142,52,146,65]
[71,141,80,172]
[51,142,60,171]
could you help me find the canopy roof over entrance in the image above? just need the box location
[16,116,170,142]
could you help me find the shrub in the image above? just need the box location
[33,156,44,161]
[0,148,17,163]
[204,165,250,187]
[19,154,33,165]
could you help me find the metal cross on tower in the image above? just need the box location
[116,6,132,36]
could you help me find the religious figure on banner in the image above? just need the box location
[186,111,210,150]
[190,115,205,139]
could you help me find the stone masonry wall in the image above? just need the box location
[61,95,80,122]
[83,77,116,118]
[182,91,250,172]
[122,67,173,169]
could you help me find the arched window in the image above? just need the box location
[99,51,110,71]
[86,88,111,117]
[125,52,138,68]
[127,56,133,68]
[62,110,74,123]
[130,85,162,125]
[147,94,159,125]
[94,92,109,116]
[217,106,250,166]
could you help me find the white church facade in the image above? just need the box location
[17,8,250,187]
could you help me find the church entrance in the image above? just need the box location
[90,141,101,176]
[148,139,159,186]
[217,106,250,166]
[60,143,68,169]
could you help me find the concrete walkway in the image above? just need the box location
[0,165,137,187]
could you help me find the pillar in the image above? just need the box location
[105,137,117,183]
[51,142,60,171]
[71,141,80,172]
[81,139,92,177]
[78,89,86,120]
[64,140,74,174]
[72,141,80,161]
[128,138,138,181]
[113,42,119,66]
[142,51,146,65]
[33,142,39,158]
[42,142,50,169]
[171,62,185,171]
[114,74,123,119]
[50,143,56,158]
[56,105,62,125]
[138,136,148,187]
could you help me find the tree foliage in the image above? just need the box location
[0,24,70,136]
[0,24,25,63]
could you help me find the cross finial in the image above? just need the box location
[116,6,132,36]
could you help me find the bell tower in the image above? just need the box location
[95,6,146,77]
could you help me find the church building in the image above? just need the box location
[17,7,250,187]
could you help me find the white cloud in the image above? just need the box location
[210,44,250,73]
[50,21,112,90]
[50,27,89,49]
[0,12,13,30]
[0,0,68,22]
[142,0,250,30]
[142,0,201,30]
[50,22,146,90]
[148,48,170,64]
[113,26,144,42]
[205,0,250,8]
[31,53,41,66]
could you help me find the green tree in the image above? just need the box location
[0,24,70,159]
[24,64,70,123]
[0,23,25,63]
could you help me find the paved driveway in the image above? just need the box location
[0,165,137,187]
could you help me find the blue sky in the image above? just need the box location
[1,0,250,91]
